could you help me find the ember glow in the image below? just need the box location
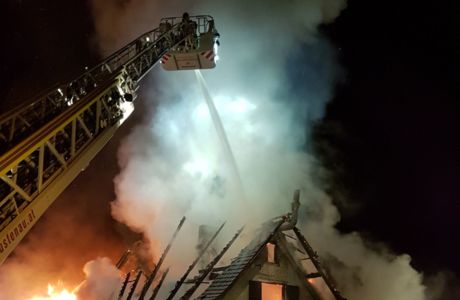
[261,282,283,300]
[28,283,77,300]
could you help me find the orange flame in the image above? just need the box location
[28,283,77,300]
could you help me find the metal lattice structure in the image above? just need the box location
[0,15,217,265]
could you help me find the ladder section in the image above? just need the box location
[0,16,215,154]
[0,71,132,264]
[0,14,216,266]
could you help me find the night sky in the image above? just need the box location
[1,0,459,294]
[317,1,460,276]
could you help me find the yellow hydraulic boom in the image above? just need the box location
[0,15,219,265]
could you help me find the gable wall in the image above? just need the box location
[220,240,317,300]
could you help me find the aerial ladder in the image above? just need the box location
[0,14,220,265]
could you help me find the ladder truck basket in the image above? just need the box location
[159,15,220,71]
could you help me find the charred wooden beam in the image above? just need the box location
[148,268,170,300]
[116,249,132,269]
[138,216,186,300]
[293,227,347,300]
[118,271,131,300]
[127,270,143,300]
[180,226,244,299]
[166,222,226,300]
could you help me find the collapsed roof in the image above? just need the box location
[117,190,347,300]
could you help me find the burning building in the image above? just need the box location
[112,191,346,300]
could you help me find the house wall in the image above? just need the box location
[220,240,317,300]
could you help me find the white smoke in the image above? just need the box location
[89,0,429,299]
[302,196,426,299]
[76,257,121,300]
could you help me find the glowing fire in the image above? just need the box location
[28,283,77,300]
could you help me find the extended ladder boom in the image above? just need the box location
[0,15,218,265]
[0,15,216,155]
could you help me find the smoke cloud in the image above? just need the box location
[89,0,430,299]
[424,271,460,300]
[302,198,426,299]
[76,257,121,300]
